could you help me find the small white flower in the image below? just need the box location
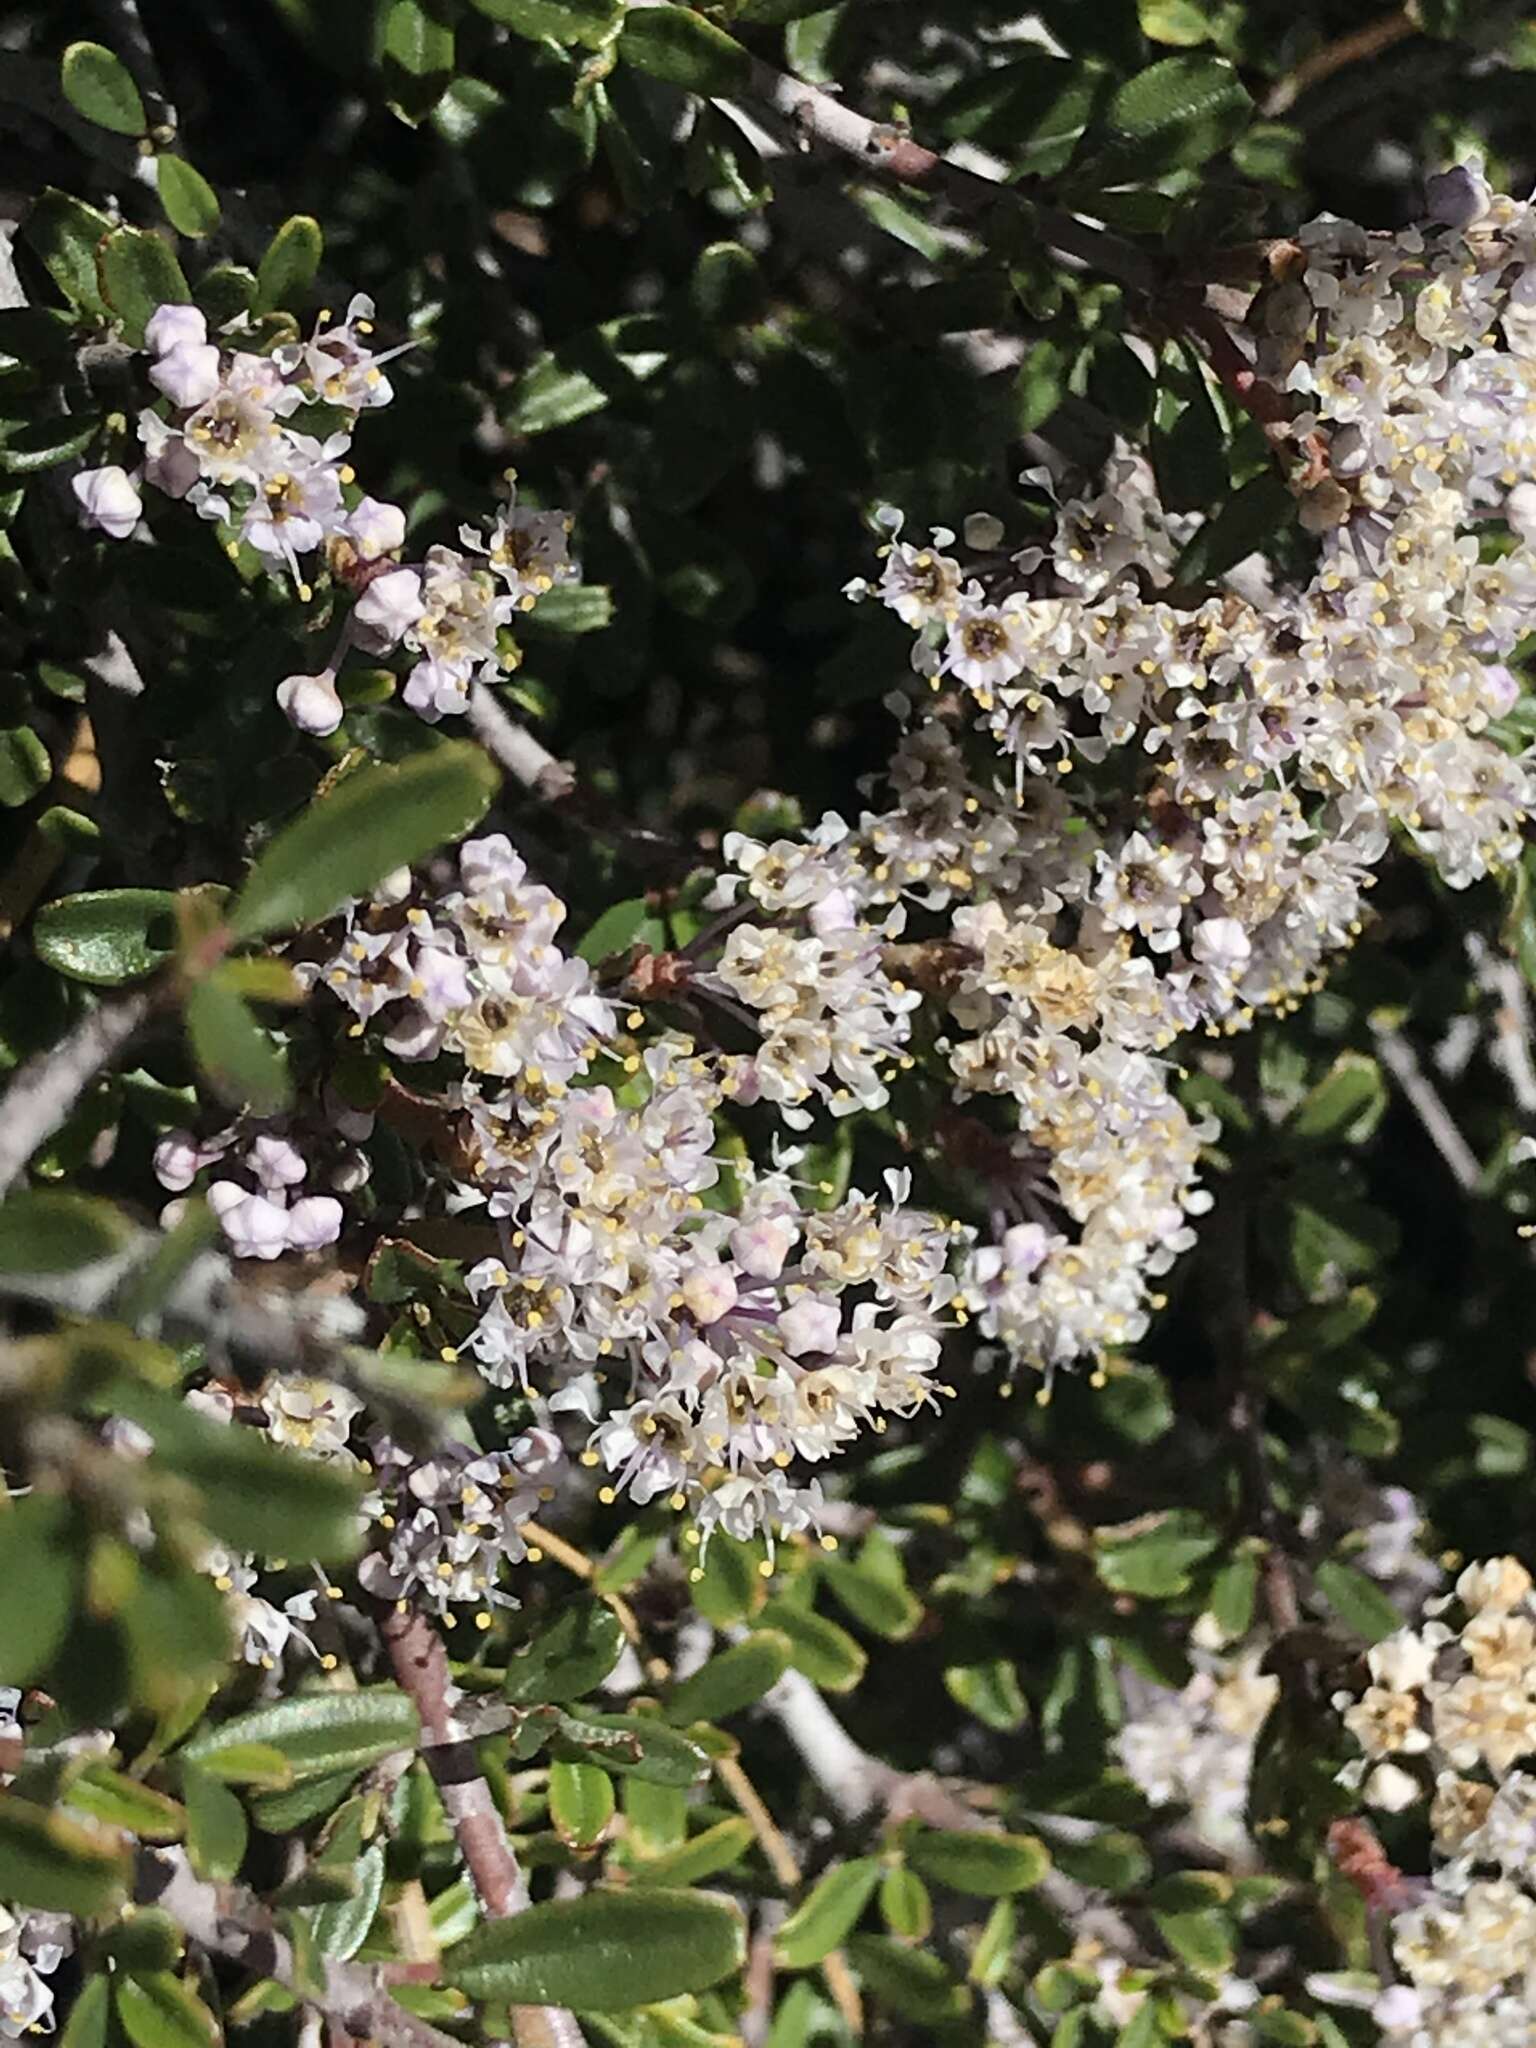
[779,1295,841,1356]
[72,465,142,540]
[346,495,407,560]
[287,1195,344,1250]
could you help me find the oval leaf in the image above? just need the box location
[185,976,291,1114]
[182,1688,419,1783]
[666,1631,791,1725]
[907,1829,1051,1898]
[0,1791,129,1914]
[775,1857,882,1969]
[253,215,323,315]
[156,156,222,239]
[619,6,752,93]
[547,1762,615,1849]
[446,1888,745,2009]
[229,745,499,941]
[503,1598,625,1705]
[61,42,146,136]
[33,890,178,987]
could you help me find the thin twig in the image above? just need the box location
[467,684,577,803]
[719,50,1157,297]
[1371,1021,1482,1193]
[136,1848,462,2048]
[1262,10,1415,117]
[0,991,152,1201]
[381,1607,584,2048]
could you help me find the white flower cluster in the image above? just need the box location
[153,1117,364,1260]
[71,298,575,734]
[764,176,1536,1382]
[1337,1555,1536,2046]
[1116,1646,1279,1855]
[319,833,962,1549]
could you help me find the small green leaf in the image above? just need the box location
[185,976,291,1114]
[67,1763,185,1842]
[21,190,113,318]
[0,1190,133,1273]
[1096,1510,1221,1599]
[470,0,623,47]
[182,1688,419,1783]
[1314,1560,1402,1645]
[181,1764,248,1882]
[907,1830,1050,1899]
[1171,473,1293,588]
[775,1858,882,1968]
[844,1935,971,2024]
[0,726,50,806]
[0,1495,79,1685]
[61,42,146,136]
[1138,0,1212,43]
[33,890,178,986]
[1051,1829,1150,1894]
[445,1888,746,2009]
[253,215,323,316]
[1153,1906,1235,1974]
[943,1659,1027,1732]
[229,744,499,941]
[1292,1052,1387,1144]
[819,1533,921,1640]
[666,1632,791,1725]
[309,1840,385,1959]
[156,156,222,239]
[1209,1552,1259,1641]
[0,421,100,478]
[99,228,191,346]
[759,1600,866,1693]
[503,1598,625,1704]
[630,1815,754,1885]
[1077,55,1252,180]
[115,1974,218,2048]
[620,5,753,93]
[60,1975,111,2048]
[548,1762,616,1849]
[179,1741,292,1789]
[879,1865,932,1942]
[0,1792,129,1914]
[550,1709,710,1788]
[576,898,662,965]
[376,0,455,123]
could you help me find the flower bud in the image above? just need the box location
[154,1130,206,1191]
[144,304,208,356]
[779,1295,841,1356]
[71,465,142,540]
[148,341,221,410]
[218,1192,292,1261]
[276,673,344,736]
[1425,162,1491,230]
[287,1195,344,1250]
[249,1134,308,1189]
[345,496,407,561]
[730,1214,797,1279]
[681,1262,739,1326]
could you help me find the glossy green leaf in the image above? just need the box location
[666,1631,791,1725]
[1077,55,1252,180]
[0,726,49,805]
[156,156,222,238]
[503,1597,626,1704]
[182,1688,419,1783]
[550,1709,710,1787]
[1292,1052,1387,1144]
[620,6,752,92]
[907,1830,1050,1898]
[253,215,323,315]
[548,1761,616,1848]
[181,1764,248,1882]
[1138,0,1213,42]
[185,975,291,1114]
[61,42,146,135]
[376,0,455,122]
[0,1792,129,1914]
[630,1815,754,1885]
[180,1741,292,1789]
[67,1763,184,1842]
[33,890,178,987]
[819,1536,921,1640]
[229,744,499,940]
[445,1888,746,2009]
[1315,1560,1402,1644]
[1096,1510,1221,1598]
[21,190,113,318]
[471,0,623,46]
[115,1974,218,2048]
[844,1935,971,2024]
[759,1600,866,1692]
[99,228,191,345]
[775,1858,882,1968]
[59,1974,111,2048]
[1153,1905,1236,1974]
[1051,1829,1150,1894]
[308,1840,385,1959]
[943,1658,1027,1732]
[879,1864,932,1942]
